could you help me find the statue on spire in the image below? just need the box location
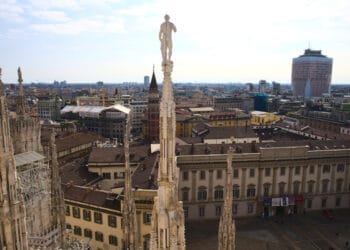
[16,66,27,115]
[159,14,177,63]
[0,67,4,96]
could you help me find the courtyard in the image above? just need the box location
[187,209,350,250]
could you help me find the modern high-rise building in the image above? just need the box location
[144,75,150,89]
[292,49,333,97]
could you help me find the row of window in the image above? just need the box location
[66,224,118,245]
[306,197,342,209]
[182,178,346,201]
[182,164,346,181]
[66,206,117,227]
[102,172,125,179]
[183,203,254,218]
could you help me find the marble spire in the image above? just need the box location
[0,67,29,249]
[0,67,4,96]
[123,109,140,249]
[218,148,236,250]
[16,67,27,115]
[150,15,185,250]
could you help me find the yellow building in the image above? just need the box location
[250,111,281,126]
[64,185,155,250]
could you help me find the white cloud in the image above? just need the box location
[32,10,71,22]
[0,0,25,22]
[30,17,125,35]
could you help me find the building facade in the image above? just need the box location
[292,49,333,97]
[177,142,350,220]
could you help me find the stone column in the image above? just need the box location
[191,170,197,202]
[288,166,294,194]
[257,168,263,197]
[316,165,322,193]
[241,168,246,199]
[208,170,214,202]
[344,163,349,193]
[272,168,277,196]
[330,164,336,193]
[301,165,307,194]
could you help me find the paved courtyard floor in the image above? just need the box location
[186,209,350,250]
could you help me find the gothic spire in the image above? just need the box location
[0,67,4,96]
[149,66,158,92]
[218,148,236,250]
[16,66,27,115]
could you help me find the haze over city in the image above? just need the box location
[1,0,350,83]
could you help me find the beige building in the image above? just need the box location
[177,141,350,220]
[250,111,281,126]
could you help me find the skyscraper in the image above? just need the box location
[292,49,332,97]
[144,75,150,89]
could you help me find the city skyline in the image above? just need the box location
[1,0,350,84]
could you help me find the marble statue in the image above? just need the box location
[159,14,177,63]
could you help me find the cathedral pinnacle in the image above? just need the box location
[0,67,4,96]
[16,66,27,115]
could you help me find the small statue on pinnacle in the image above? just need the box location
[159,14,177,64]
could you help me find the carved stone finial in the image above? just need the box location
[18,67,23,84]
[0,67,3,96]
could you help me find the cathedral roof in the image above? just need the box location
[149,70,158,92]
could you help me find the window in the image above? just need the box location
[73,226,82,236]
[217,170,222,179]
[182,171,189,181]
[263,183,270,197]
[95,231,104,242]
[102,172,111,179]
[323,165,330,173]
[114,172,118,179]
[215,206,222,216]
[335,197,341,207]
[184,207,189,218]
[233,185,240,199]
[83,209,91,221]
[307,181,314,194]
[246,185,256,198]
[249,168,255,177]
[233,204,238,214]
[200,171,206,180]
[94,212,103,224]
[247,203,254,214]
[295,166,300,175]
[72,207,80,218]
[336,179,343,192]
[84,228,92,238]
[197,187,207,201]
[322,179,329,193]
[309,165,315,174]
[293,181,300,195]
[108,215,117,228]
[307,199,312,209]
[143,212,152,225]
[66,224,72,230]
[65,205,70,216]
[214,186,224,200]
[279,182,285,195]
[233,169,239,178]
[337,164,344,173]
[109,235,118,246]
[321,198,327,208]
[199,206,205,217]
[280,167,285,176]
[265,168,271,177]
[182,188,189,202]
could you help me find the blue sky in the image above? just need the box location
[1,0,350,84]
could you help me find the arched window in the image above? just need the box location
[263,183,271,197]
[278,182,286,195]
[246,184,256,198]
[197,186,207,201]
[336,179,343,192]
[233,185,240,199]
[293,181,301,195]
[181,187,190,202]
[73,226,82,236]
[84,228,92,238]
[214,186,224,200]
[322,179,329,193]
